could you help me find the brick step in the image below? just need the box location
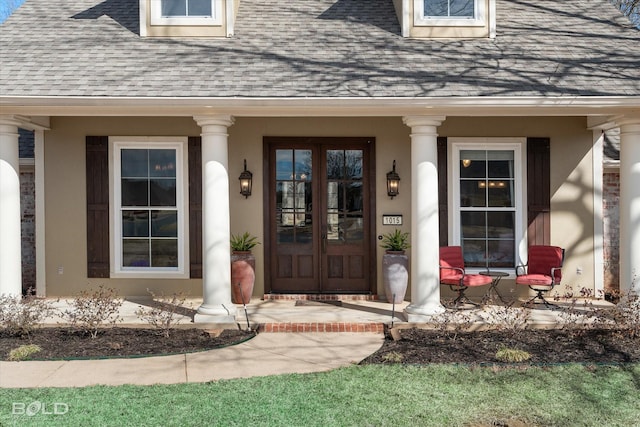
[262,294,379,301]
[257,322,385,333]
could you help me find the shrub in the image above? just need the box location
[135,290,192,338]
[431,310,474,340]
[600,291,640,339]
[0,293,55,336]
[64,285,123,338]
[485,302,530,338]
[381,351,404,363]
[495,347,531,363]
[8,344,42,361]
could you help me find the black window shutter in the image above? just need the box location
[437,136,448,246]
[527,137,551,246]
[188,137,203,278]
[86,136,110,278]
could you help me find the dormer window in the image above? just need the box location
[151,0,222,26]
[140,0,233,37]
[415,0,486,27]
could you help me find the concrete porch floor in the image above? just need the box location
[39,295,616,332]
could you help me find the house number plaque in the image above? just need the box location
[382,215,403,226]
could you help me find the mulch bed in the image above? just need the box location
[3,326,639,364]
[0,328,255,361]
[360,327,640,365]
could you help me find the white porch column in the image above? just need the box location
[193,115,237,323]
[619,118,640,294]
[403,116,447,320]
[0,116,22,296]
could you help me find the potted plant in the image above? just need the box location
[230,232,260,304]
[380,229,410,304]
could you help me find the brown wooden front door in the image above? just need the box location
[264,137,375,294]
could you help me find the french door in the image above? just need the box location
[264,137,376,293]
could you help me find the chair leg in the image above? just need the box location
[523,289,558,309]
[450,286,480,308]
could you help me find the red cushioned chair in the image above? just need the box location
[515,245,564,308]
[439,246,492,308]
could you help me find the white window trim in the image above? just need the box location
[414,0,487,27]
[109,137,190,279]
[150,0,222,26]
[448,138,527,274]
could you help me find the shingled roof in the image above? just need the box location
[1,0,639,98]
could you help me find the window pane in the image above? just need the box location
[460,180,486,207]
[425,0,448,16]
[122,179,148,206]
[121,149,148,178]
[149,179,176,206]
[149,150,176,178]
[488,240,514,268]
[189,0,212,16]
[151,240,178,267]
[487,212,514,238]
[151,211,178,237]
[487,181,514,207]
[425,0,474,17]
[460,150,485,178]
[122,211,149,237]
[462,240,486,267]
[123,239,150,267]
[461,211,485,239]
[450,0,474,17]
[162,0,187,16]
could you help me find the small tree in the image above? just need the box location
[135,290,191,338]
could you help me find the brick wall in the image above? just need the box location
[603,171,619,292]
[20,171,36,293]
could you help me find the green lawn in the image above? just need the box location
[2,364,639,426]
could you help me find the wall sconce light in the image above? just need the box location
[386,160,400,199]
[239,159,253,198]
[462,159,472,168]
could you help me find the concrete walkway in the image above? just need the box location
[0,332,384,388]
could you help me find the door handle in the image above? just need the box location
[321,233,327,253]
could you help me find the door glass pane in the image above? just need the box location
[327,213,340,240]
[326,150,344,179]
[346,182,363,213]
[326,182,339,210]
[276,150,293,180]
[345,150,363,179]
[345,215,363,242]
[295,150,312,181]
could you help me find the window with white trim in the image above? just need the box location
[110,138,189,278]
[450,139,526,270]
[415,0,486,27]
[151,0,222,26]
